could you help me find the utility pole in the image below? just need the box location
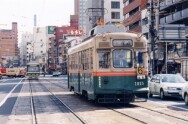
[149,0,156,75]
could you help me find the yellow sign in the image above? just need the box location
[97,19,104,25]
[137,67,144,75]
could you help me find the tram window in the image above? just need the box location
[27,66,40,72]
[90,48,93,69]
[98,50,110,68]
[113,49,132,68]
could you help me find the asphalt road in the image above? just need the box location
[0,75,187,124]
[0,78,23,124]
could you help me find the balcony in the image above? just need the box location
[123,0,141,15]
[160,17,166,24]
[160,0,183,10]
[185,27,188,37]
[166,14,172,23]
[182,8,188,17]
[160,8,188,24]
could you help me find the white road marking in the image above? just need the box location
[0,79,11,83]
[148,99,188,111]
[0,79,23,107]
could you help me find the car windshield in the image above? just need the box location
[161,75,186,83]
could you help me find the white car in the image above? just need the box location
[148,74,187,100]
[181,84,188,105]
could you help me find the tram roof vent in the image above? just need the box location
[89,25,126,37]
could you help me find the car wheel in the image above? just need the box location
[160,90,165,100]
[185,93,188,105]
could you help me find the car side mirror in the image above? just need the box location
[155,79,160,83]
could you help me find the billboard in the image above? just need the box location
[158,24,186,42]
[67,29,84,35]
[48,26,56,34]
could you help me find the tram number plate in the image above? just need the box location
[135,81,144,86]
[137,67,144,75]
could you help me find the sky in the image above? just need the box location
[0,0,74,33]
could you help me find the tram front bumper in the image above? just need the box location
[96,88,148,103]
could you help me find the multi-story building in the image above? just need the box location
[0,22,18,67]
[32,26,55,66]
[26,42,33,63]
[157,0,188,74]
[74,0,79,15]
[70,15,79,29]
[78,0,87,31]
[86,0,104,34]
[141,8,149,39]
[123,0,147,33]
[20,33,33,66]
[104,0,123,25]
[54,26,75,67]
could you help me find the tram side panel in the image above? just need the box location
[92,73,148,103]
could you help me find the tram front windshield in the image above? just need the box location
[113,49,132,68]
[27,66,40,72]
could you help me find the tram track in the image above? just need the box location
[134,103,188,122]
[44,78,147,124]
[107,103,188,124]
[28,80,37,124]
[44,79,67,90]
[38,79,87,124]
[107,106,147,124]
[45,78,188,123]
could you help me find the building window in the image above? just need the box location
[111,12,120,19]
[129,0,135,4]
[98,50,110,69]
[111,1,120,9]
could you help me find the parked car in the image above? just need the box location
[180,84,188,105]
[148,74,187,99]
[52,71,61,77]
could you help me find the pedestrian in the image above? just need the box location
[42,65,45,77]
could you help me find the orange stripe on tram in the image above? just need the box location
[92,71,148,76]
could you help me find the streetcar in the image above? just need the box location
[68,25,149,103]
[26,62,40,80]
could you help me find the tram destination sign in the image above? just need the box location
[113,39,132,47]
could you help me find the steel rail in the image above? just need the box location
[107,107,147,124]
[29,80,37,124]
[38,80,87,124]
[135,104,188,122]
